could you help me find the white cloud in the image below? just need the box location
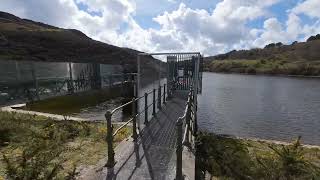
[0,0,319,56]
[292,0,320,18]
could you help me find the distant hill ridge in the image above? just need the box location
[206,34,320,62]
[0,11,141,65]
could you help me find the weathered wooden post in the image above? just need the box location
[132,97,138,141]
[176,117,183,180]
[144,93,148,124]
[152,88,156,116]
[105,111,115,168]
[158,85,162,109]
[163,84,166,104]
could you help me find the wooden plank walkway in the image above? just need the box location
[82,91,189,180]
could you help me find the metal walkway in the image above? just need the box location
[104,91,189,179]
[78,91,191,180]
[94,52,203,180]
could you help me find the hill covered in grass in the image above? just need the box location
[205,35,320,76]
[0,11,167,78]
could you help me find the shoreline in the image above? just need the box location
[236,136,320,149]
[204,71,320,79]
[0,104,130,126]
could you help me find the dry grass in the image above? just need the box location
[0,111,130,179]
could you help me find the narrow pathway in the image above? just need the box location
[85,91,188,180]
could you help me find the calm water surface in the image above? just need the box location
[198,72,320,145]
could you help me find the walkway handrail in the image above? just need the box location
[105,82,174,168]
[175,87,196,180]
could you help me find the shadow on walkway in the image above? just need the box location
[107,92,187,180]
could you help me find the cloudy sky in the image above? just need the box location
[1,0,320,56]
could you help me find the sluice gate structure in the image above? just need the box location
[101,52,203,180]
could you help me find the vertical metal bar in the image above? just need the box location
[31,62,40,100]
[105,111,115,168]
[177,54,180,90]
[194,54,200,134]
[137,55,141,122]
[68,62,74,93]
[183,55,186,90]
[153,88,156,115]
[109,74,113,87]
[163,84,166,104]
[176,117,183,180]
[15,61,21,81]
[187,56,190,89]
[144,93,148,124]
[132,98,137,141]
[183,95,191,147]
[195,138,204,179]
[158,85,161,109]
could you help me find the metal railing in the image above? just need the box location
[0,73,136,104]
[105,82,176,168]
[175,88,197,180]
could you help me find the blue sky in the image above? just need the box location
[1,0,320,55]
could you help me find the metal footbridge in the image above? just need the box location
[100,52,203,180]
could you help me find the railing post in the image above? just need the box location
[132,98,138,141]
[153,88,156,116]
[183,98,191,147]
[195,137,204,179]
[158,85,162,109]
[163,84,166,104]
[105,111,115,168]
[176,117,183,180]
[144,93,148,124]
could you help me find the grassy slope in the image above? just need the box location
[0,12,136,64]
[206,59,320,76]
[198,133,320,179]
[0,11,165,75]
[205,39,320,76]
[0,111,130,179]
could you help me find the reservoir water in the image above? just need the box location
[198,72,320,145]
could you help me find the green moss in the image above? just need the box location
[0,111,130,179]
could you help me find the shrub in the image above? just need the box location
[197,133,254,179]
[198,133,320,180]
[256,137,320,179]
[2,126,66,180]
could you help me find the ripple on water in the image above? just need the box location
[198,72,320,145]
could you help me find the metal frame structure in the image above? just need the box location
[105,52,203,179]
